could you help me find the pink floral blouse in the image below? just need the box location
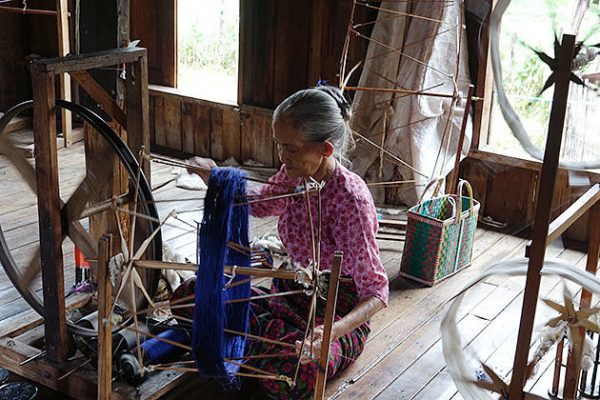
[250,163,389,305]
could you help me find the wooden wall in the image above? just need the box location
[461,151,600,238]
[144,0,375,165]
[0,13,29,111]
[149,87,276,165]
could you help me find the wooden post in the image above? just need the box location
[470,1,495,150]
[97,234,113,400]
[508,34,576,400]
[125,53,151,180]
[563,203,600,397]
[31,64,70,362]
[55,0,72,146]
[448,84,475,193]
[314,251,343,400]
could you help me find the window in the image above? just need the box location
[481,0,600,163]
[177,0,240,104]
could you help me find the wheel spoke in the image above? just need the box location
[0,135,37,195]
[21,248,41,289]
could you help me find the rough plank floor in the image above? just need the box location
[0,140,594,399]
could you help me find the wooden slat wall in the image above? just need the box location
[0,13,29,111]
[150,88,247,163]
[130,0,176,87]
[460,155,600,238]
[148,0,375,166]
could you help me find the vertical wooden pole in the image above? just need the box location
[56,0,72,146]
[116,0,130,109]
[31,64,70,362]
[125,54,151,180]
[97,234,113,400]
[314,251,343,400]
[508,34,576,400]
[448,84,475,193]
[470,0,495,150]
[563,203,600,397]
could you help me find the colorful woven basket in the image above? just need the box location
[400,179,480,286]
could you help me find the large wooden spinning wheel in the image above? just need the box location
[0,100,162,337]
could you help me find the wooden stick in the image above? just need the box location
[227,352,297,361]
[150,364,301,384]
[0,5,69,16]
[132,260,300,280]
[349,28,453,79]
[97,234,113,400]
[148,154,296,188]
[366,179,418,187]
[356,1,446,24]
[224,290,306,305]
[546,184,600,245]
[448,84,475,193]
[58,359,92,381]
[223,328,296,349]
[235,189,317,207]
[314,252,343,400]
[345,84,457,99]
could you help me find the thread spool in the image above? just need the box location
[118,328,191,383]
[75,313,150,361]
[0,382,38,400]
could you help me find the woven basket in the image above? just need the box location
[400,179,479,286]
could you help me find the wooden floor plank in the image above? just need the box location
[0,141,595,400]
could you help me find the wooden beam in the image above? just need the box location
[448,85,475,193]
[33,47,147,74]
[508,34,576,400]
[125,54,151,179]
[70,70,128,129]
[468,148,600,178]
[55,0,72,146]
[97,235,113,400]
[31,64,70,362]
[133,259,300,281]
[314,251,343,400]
[546,184,600,244]
[470,0,494,149]
[563,203,600,396]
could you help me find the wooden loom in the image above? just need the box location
[0,47,348,399]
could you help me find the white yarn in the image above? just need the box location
[442,257,600,399]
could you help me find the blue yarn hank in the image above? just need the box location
[192,167,251,388]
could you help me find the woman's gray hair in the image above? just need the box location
[272,85,355,165]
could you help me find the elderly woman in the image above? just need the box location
[190,85,388,399]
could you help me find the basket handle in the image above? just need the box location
[456,179,475,217]
[416,177,445,214]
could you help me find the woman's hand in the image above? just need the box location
[186,156,217,184]
[296,326,324,364]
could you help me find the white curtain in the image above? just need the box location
[350,1,472,205]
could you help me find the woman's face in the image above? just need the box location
[273,119,329,179]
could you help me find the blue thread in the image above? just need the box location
[141,328,190,363]
[192,167,251,389]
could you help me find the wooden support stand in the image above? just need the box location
[0,236,193,400]
[314,251,343,400]
[507,34,576,399]
[30,47,150,362]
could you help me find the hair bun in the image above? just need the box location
[315,85,352,122]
